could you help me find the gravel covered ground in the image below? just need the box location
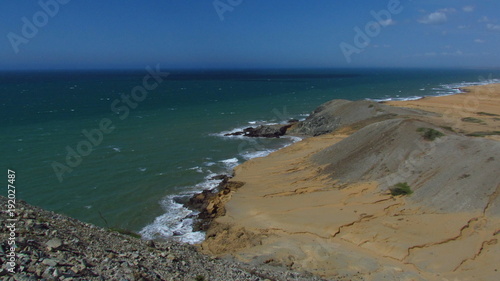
[0,196,326,281]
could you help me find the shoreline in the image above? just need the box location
[2,83,499,280]
[138,79,500,245]
[197,83,500,280]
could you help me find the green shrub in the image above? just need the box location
[461,117,484,123]
[466,131,500,137]
[476,112,500,117]
[390,182,413,196]
[417,127,444,141]
[195,276,205,281]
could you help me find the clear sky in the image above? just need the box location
[1,0,499,70]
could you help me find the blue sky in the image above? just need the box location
[1,0,499,70]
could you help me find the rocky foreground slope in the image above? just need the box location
[0,197,324,281]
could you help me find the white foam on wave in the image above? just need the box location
[284,135,303,144]
[140,173,226,244]
[241,150,274,160]
[142,120,305,244]
[212,125,251,138]
[220,157,239,167]
[213,114,306,139]
[370,78,500,102]
[139,194,205,244]
[248,120,267,125]
[188,166,204,173]
[370,96,424,102]
[240,136,302,160]
[109,145,122,152]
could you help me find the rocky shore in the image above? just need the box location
[0,196,325,281]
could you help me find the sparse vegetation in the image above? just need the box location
[466,131,500,137]
[109,227,141,239]
[461,117,484,124]
[389,182,413,196]
[417,127,445,141]
[440,126,455,132]
[368,104,374,108]
[476,112,500,117]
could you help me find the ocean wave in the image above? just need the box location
[139,194,205,244]
[212,115,304,139]
[211,125,251,138]
[141,119,304,244]
[369,78,500,102]
[369,96,424,102]
[239,136,301,160]
[108,145,122,152]
[140,172,226,244]
[188,166,204,173]
[219,158,240,170]
[241,150,275,160]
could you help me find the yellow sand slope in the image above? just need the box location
[200,84,500,281]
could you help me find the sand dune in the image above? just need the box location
[200,84,500,281]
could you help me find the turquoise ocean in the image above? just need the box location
[2,68,499,243]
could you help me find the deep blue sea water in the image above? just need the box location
[1,68,499,243]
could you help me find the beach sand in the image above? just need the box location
[200,84,500,281]
[386,83,500,140]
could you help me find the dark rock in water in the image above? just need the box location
[172,194,192,205]
[185,189,214,211]
[185,179,245,232]
[224,124,294,138]
[184,175,229,212]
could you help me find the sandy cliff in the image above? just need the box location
[200,84,500,281]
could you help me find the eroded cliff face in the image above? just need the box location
[288,99,435,136]
[199,85,500,281]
